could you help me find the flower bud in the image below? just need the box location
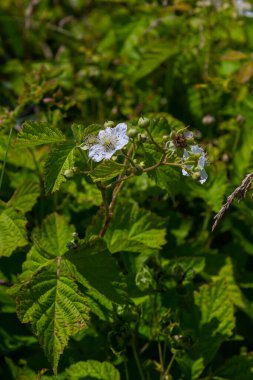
[138,117,150,129]
[64,169,75,178]
[104,120,115,128]
[127,127,138,138]
[137,133,148,142]
[133,165,143,176]
[162,134,170,141]
[202,114,215,125]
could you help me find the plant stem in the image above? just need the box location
[158,340,164,380]
[163,354,175,379]
[124,358,130,380]
[0,127,13,193]
[131,338,145,380]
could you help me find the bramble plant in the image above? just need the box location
[8,116,208,373]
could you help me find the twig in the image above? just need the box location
[212,172,253,231]
[98,146,134,237]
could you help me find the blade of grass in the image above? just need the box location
[0,127,13,193]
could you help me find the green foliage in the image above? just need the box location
[90,161,125,182]
[66,360,120,380]
[44,142,76,193]
[104,202,167,254]
[17,121,65,147]
[16,260,90,374]
[0,208,27,257]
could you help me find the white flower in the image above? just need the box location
[88,123,129,162]
[235,0,253,17]
[182,145,208,184]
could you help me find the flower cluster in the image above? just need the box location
[81,123,129,162]
[182,145,208,184]
[169,131,208,184]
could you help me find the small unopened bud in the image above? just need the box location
[43,97,54,104]
[236,114,245,125]
[72,167,79,174]
[162,134,170,141]
[202,114,215,125]
[192,171,201,180]
[104,120,115,128]
[138,117,150,129]
[127,128,138,138]
[133,165,143,176]
[64,169,75,178]
[137,133,148,142]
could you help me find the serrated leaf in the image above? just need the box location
[65,239,127,305]
[71,123,101,143]
[66,360,120,380]
[176,281,235,380]
[16,260,90,374]
[20,213,74,281]
[7,180,40,213]
[212,257,253,317]
[0,208,27,257]
[44,141,76,193]
[90,160,125,182]
[104,202,167,254]
[194,281,235,337]
[17,121,66,147]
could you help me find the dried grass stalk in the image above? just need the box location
[212,172,253,231]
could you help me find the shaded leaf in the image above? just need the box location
[90,160,125,182]
[7,181,40,213]
[44,142,76,193]
[65,239,127,305]
[0,208,27,257]
[17,121,65,147]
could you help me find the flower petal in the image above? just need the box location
[88,144,106,162]
[198,154,206,169]
[182,169,190,177]
[191,145,204,154]
[97,127,113,143]
[199,168,208,184]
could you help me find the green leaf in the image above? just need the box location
[17,121,66,147]
[104,202,167,254]
[16,260,90,374]
[44,141,76,193]
[71,123,101,144]
[65,239,127,305]
[215,353,253,380]
[132,43,177,81]
[176,281,235,380]
[7,180,40,213]
[66,360,120,380]
[0,208,27,257]
[20,213,74,281]
[90,160,125,182]
[212,257,253,317]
